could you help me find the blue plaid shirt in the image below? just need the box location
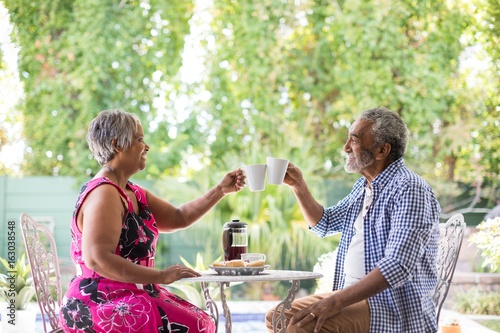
[311,158,441,333]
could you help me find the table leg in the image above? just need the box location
[218,282,232,333]
[272,279,300,333]
[201,282,219,330]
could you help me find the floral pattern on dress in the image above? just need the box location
[97,289,152,333]
[61,297,96,333]
[157,306,189,333]
[145,283,161,298]
[79,278,106,304]
[120,212,156,260]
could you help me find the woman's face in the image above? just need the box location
[125,123,150,171]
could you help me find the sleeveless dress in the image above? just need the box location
[59,177,216,333]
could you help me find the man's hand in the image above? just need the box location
[283,162,304,188]
[290,293,342,333]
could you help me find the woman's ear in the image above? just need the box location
[111,139,121,152]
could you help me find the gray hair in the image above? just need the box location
[87,109,140,165]
[359,107,409,162]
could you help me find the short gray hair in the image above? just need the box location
[87,109,140,165]
[359,107,409,163]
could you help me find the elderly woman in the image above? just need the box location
[59,109,246,333]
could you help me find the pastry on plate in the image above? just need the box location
[212,261,226,267]
[245,259,266,267]
[225,259,245,267]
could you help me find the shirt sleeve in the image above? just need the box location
[311,178,365,238]
[376,181,440,288]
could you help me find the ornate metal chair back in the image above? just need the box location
[20,213,63,333]
[433,213,466,322]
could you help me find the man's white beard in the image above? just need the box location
[344,149,375,173]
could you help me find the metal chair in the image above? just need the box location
[433,213,466,322]
[20,213,64,333]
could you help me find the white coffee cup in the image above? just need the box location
[240,253,266,263]
[266,157,289,185]
[243,164,267,191]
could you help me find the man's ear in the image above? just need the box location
[375,143,391,160]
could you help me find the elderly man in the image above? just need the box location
[267,107,441,332]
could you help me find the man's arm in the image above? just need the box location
[291,268,389,332]
[284,162,324,227]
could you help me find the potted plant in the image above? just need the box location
[0,254,37,332]
[440,316,461,333]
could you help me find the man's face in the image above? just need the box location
[343,119,376,174]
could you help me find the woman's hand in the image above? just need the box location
[219,168,246,194]
[160,264,201,285]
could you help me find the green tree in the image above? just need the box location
[3,0,194,177]
[182,0,500,214]
[3,0,498,196]
[470,0,500,199]
[203,0,477,179]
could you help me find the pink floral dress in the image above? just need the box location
[59,177,216,333]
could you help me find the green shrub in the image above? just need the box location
[476,320,500,332]
[453,288,500,315]
[469,217,500,273]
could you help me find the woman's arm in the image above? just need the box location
[147,168,246,233]
[80,185,199,284]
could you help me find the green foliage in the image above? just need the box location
[3,0,194,177]
[469,217,500,272]
[0,254,36,310]
[453,288,500,315]
[476,319,500,332]
[204,0,477,184]
[2,0,499,202]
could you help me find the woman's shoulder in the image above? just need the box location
[86,176,114,186]
[78,177,127,199]
[126,180,149,203]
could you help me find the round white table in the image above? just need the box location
[179,269,323,333]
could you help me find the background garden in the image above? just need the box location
[0,0,498,328]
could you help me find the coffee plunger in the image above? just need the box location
[222,219,248,261]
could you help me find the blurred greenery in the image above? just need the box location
[469,217,500,272]
[1,0,499,272]
[476,319,500,332]
[453,288,500,315]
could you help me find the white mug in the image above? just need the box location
[243,164,267,191]
[240,253,266,263]
[266,157,289,185]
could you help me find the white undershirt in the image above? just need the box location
[344,186,373,288]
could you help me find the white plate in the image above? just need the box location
[208,265,270,276]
